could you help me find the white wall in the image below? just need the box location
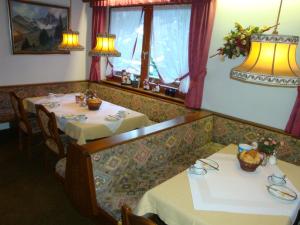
[204,0,300,129]
[0,0,92,85]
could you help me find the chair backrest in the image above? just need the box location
[121,205,157,225]
[35,104,65,158]
[9,91,32,135]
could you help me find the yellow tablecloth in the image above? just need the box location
[135,144,300,225]
[24,94,150,145]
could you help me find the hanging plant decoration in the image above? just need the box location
[211,23,273,60]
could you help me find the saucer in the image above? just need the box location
[188,165,207,175]
[268,174,286,186]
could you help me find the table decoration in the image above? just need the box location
[258,137,278,155]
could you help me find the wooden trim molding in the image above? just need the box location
[0,80,89,89]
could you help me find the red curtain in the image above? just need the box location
[92,0,191,7]
[184,0,216,109]
[89,7,107,82]
[285,87,300,137]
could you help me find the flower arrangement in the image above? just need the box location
[211,23,272,60]
[85,89,97,99]
[258,137,279,155]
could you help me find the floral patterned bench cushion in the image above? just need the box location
[89,83,192,122]
[95,142,224,220]
[213,116,300,165]
[55,142,224,220]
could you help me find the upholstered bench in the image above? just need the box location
[55,113,225,222]
[53,98,300,225]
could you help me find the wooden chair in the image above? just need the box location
[35,104,67,161]
[9,91,40,158]
[121,205,157,225]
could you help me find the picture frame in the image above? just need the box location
[7,0,70,54]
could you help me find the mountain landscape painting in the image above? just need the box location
[8,0,69,54]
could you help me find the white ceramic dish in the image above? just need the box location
[267,185,297,201]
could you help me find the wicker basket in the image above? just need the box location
[87,98,102,110]
[237,153,262,172]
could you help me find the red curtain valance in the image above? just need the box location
[92,0,191,7]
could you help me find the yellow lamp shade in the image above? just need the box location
[89,33,121,57]
[231,34,300,87]
[58,30,84,51]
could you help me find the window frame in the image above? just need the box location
[107,3,190,98]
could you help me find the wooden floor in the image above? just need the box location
[0,128,95,225]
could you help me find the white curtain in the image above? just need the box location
[150,5,191,93]
[108,7,144,75]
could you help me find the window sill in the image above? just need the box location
[99,80,185,105]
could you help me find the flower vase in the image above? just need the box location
[268,152,277,165]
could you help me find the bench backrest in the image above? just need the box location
[89,82,192,122]
[89,115,214,193]
[213,115,300,165]
[0,81,89,123]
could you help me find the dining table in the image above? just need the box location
[23,93,151,145]
[135,144,300,225]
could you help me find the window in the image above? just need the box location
[109,7,144,75]
[108,4,191,93]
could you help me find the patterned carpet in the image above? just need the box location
[0,128,95,225]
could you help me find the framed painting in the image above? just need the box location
[7,0,70,54]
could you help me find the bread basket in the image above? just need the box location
[237,153,262,172]
[87,98,102,110]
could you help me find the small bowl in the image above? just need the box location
[237,153,262,172]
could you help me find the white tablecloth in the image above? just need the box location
[188,153,300,223]
[136,144,300,225]
[24,93,150,144]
